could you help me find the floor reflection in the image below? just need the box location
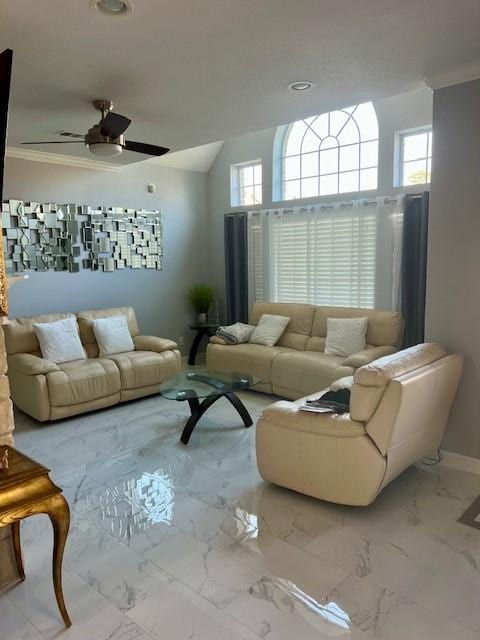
[92,471,176,539]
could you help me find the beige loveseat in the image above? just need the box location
[256,344,463,506]
[4,306,181,422]
[207,302,404,399]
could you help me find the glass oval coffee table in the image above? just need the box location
[160,369,261,444]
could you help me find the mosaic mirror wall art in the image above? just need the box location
[1,200,163,274]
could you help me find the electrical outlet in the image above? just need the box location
[178,336,185,346]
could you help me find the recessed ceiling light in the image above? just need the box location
[90,0,133,16]
[288,81,315,92]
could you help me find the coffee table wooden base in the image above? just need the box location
[180,392,253,445]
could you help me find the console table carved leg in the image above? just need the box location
[46,494,71,628]
[0,446,71,627]
[2,493,72,627]
[11,521,25,581]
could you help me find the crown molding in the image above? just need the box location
[6,146,122,173]
[425,60,480,90]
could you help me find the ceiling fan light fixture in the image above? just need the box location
[90,0,133,16]
[88,142,123,157]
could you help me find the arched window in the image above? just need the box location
[281,102,379,200]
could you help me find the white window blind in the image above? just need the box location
[248,220,265,303]
[248,198,404,310]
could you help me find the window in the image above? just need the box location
[399,128,432,186]
[248,205,377,309]
[230,160,262,206]
[281,102,379,200]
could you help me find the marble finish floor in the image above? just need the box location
[2,390,480,640]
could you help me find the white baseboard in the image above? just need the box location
[440,449,480,475]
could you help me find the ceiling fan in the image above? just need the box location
[22,99,170,159]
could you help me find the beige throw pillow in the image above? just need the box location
[325,317,368,357]
[249,314,290,347]
[92,315,135,357]
[33,317,85,364]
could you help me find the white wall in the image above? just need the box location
[4,158,209,353]
[426,79,480,459]
[207,88,433,305]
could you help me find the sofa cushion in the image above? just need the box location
[92,316,135,357]
[104,349,180,390]
[250,302,315,350]
[324,316,368,357]
[271,351,354,397]
[76,307,140,358]
[206,342,291,384]
[309,307,403,348]
[46,358,121,407]
[354,343,447,387]
[249,314,290,347]
[4,312,75,355]
[33,317,86,364]
[349,343,448,422]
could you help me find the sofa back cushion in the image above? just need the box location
[77,307,140,358]
[250,302,315,350]
[306,306,403,351]
[4,312,76,355]
[350,343,448,422]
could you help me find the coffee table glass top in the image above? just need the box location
[160,369,261,401]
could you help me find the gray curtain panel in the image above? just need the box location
[401,191,429,347]
[224,212,249,323]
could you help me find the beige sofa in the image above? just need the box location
[256,344,463,506]
[207,302,404,399]
[4,306,181,422]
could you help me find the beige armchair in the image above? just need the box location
[256,344,463,506]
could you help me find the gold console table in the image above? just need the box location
[0,445,71,627]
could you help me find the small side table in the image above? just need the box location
[0,446,71,627]
[189,323,220,365]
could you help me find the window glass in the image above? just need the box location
[282,102,378,199]
[231,160,263,206]
[400,128,432,186]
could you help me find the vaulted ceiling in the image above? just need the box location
[2,0,480,165]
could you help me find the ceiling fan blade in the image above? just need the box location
[124,140,169,156]
[21,141,84,144]
[101,112,131,138]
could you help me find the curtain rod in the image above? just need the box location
[317,197,399,210]
[243,192,426,216]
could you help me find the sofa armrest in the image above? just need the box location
[133,335,178,353]
[262,400,365,437]
[8,353,60,376]
[343,346,397,368]
[209,335,228,345]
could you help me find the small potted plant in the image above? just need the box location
[187,283,215,324]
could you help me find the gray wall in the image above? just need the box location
[426,79,480,459]
[207,88,433,305]
[4,158,209,353]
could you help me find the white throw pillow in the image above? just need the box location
[325,317,368,357]
[249,314,290,347]
[33,317,85,364]
[92,315,135,357]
